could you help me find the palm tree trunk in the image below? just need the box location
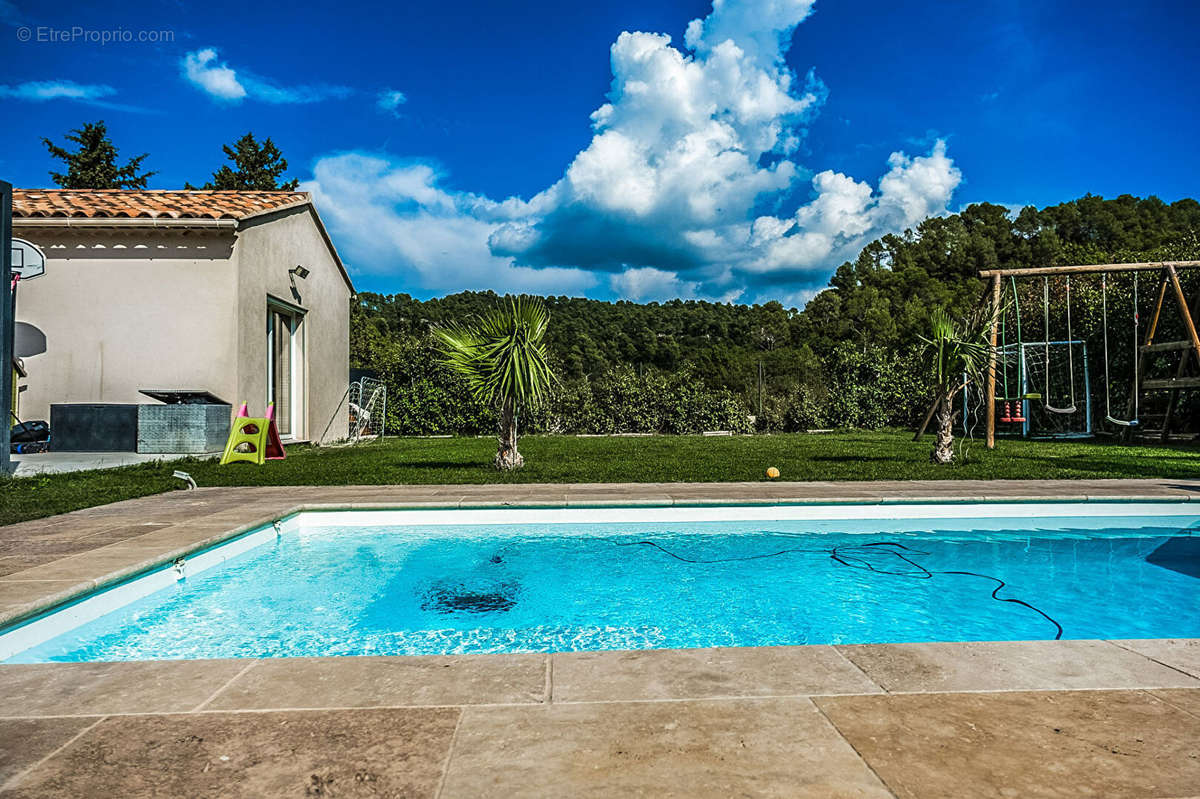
[495,397,524,470]
[931,393,955,464]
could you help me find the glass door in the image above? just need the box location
[266,306,298,436]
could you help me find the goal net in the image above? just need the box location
[349,377,387,440]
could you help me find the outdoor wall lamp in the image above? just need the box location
[289,265,310,280]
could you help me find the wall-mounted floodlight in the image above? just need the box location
[289,265,310,280]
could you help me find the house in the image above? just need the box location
[11,190,353,446]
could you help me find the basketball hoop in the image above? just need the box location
[11,239,46,281]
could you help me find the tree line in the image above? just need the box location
[354,194,1200,436]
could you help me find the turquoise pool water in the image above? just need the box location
[8,513,1200,662]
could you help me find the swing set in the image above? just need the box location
[979,260,1200,449]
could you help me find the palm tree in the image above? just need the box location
[434,297,554,470]
[920,306,994,464]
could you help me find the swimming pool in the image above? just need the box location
[3,503,1199,662]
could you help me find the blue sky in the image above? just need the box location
[1,0,1197,305]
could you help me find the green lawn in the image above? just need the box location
[2,431,1198,526]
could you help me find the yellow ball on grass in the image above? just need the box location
[766,466,780,479]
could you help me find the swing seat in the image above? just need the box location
[1045,403,1077,415]
[1105,415,1139,428]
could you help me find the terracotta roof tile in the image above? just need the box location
[12,189,310,220]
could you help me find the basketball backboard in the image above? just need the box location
[11,238,45,280]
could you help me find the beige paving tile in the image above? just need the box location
[1112,639,1200,679]
[838,640,1200,693]
[440,696,891,798]
[0,545,175,586]
[2,707,459,798]
[0,519,116,541]
[565,494,676,506]
[204,653,547,710]
[324,499,462,510]
[74,522,172,545]
[71,505,234,526]
[0,519,70,539]
[0,539,98,559]
[1148,688,1200,718]
[295,488,454,502]
[114,524,252,554]
[816,689,1200,799]
[552,645,882,702]
[68,500,208,520]
[0,557,51,579]
[456,492,569,507]
[183,508,302,527]
[564,482,671,492]
[0,660,252,716]
[0,717,97,786]
[0,580,87,617]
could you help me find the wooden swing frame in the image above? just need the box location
[978,261,1200,449]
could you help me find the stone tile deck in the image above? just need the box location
[1,480,1199,797]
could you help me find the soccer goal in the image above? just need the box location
[349,376,387,441]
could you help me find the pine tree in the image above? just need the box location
[42,121,156,189]
[188,133,299,191]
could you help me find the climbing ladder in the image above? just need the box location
[1125,265,1200,441]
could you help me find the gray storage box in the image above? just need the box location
[51,404,139,451]
[136,391,231,454]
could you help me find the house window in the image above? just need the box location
[266,303,303,437]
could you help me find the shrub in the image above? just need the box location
[823,345,928,429]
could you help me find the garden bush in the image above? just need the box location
[363,339,755,436]
[359,333,931,437]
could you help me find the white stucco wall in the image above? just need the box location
[12,206,352,446]
[12,228,241,422]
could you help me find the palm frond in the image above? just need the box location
[919,305,995,392]
[433,296,555,407]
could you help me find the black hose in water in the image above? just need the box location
[610,537,1064,640]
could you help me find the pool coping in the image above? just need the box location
[2,478,1200,631]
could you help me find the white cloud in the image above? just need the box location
[304,0,962,303]
[0,80,116,102]
[377,89,407,116]
[181,49,245,101]
[746,141,962,276]
[609,268,700,302]
[303,153,598,297]
[0,79,150,112]
[488,6,828,275]
[608,267,746,303]
[181,48,351,104]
